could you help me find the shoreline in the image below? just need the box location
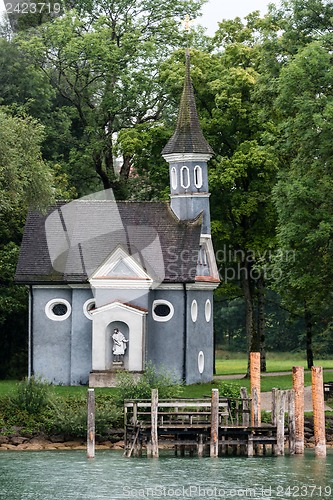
[1,416,333,451]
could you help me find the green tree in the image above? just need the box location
[18,0,205,198]
[272,41,333,366]
[209,2,333,367]
[182,16,279,370]
[0,110,55,212]
[0,109,56,378]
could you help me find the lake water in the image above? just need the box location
[0,450,332,499]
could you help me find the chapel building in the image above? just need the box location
[15,50,220,386]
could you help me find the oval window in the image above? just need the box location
[171,167,177,190]
[191,300,198,322]
[180,166,190,189]
[45,299,71,321]
[194,165,203,188]
[83,298,96,320]
[152,300,174,322]
[205,299,212,322]
[53,303,68,316]
[198,351,205,374]
[155,304,170,316]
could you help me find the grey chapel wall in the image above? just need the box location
[185,289,214,385]
[32,285,214,385]
[146,289,185,382]
[146,288,214,384]
[32,287,93,385]
[70,288,94,384]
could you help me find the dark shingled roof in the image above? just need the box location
[162,50,214,156]
[15,200,203,285]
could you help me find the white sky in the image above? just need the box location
[0,0,277,34]
[200,0,277,34]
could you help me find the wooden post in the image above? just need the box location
[312,367,326,458]
[151,389,159,458]
[198,434,204,457]
[247,433,254,457]
[87,388,95,459]
[275,390,286,456]
[240,387,250,427]
[271,388,278,425]
[288,390,296,455]
[250,352,261,426]
[271,388,278,455]
[210,388,219,458]
[292,366,304,454]
[252,388,259,427]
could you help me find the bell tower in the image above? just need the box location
[162,49,214,235]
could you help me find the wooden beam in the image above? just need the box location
[288,390,296,455]
[275,390,286,456]
[312,367,326,458]
[250,352,261,426]
[210,388,219,458]
[240,387,250,427]
[87,388,95,459]
[151,389,159,458]
[292,366,304,454]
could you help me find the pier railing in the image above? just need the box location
[124,397,251,429]
[123,391,279,458]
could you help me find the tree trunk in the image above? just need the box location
[258,276,266,372]
[93,151,111,190]
[304,302,314,369]
[241,258,258,377]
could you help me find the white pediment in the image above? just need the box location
[89,246,153,288]
[196,236,220,284]
[90,300,148,317]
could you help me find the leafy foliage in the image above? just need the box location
[216,382,241,400]
[0,109,55,212]
[9,377,50,415]
[115,362,183,405]
[16,0,205,197]
[0,380,122,438]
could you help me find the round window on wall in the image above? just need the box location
[45,299,71,321]
[198,351,205,374]
[205,299,212,322]
[191,300,198,322]
[83,299,96,320]
[152,300,174,322]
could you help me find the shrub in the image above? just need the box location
[95,395,123,435]
[216,381,243,417]
[43,393,123,438]
[11,377,50,415]
[115,361,183,405]
[45,395,87,437]
[0,382,123,439]
[216,381,242,400]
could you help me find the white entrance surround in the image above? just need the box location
[90,301,147,372]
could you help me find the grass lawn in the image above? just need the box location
[1,372,333,400]
[1,352,332,399]
[215,351,333,376]
[0,380,118,399]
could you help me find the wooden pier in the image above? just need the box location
[124,389,278,458]
[88,359,327,458]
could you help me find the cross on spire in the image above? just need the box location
[182,14,193,32]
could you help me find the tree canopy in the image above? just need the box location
[1,0,333,377]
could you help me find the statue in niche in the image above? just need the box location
[112,328,129,363]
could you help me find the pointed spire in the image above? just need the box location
[162,49,214,156]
